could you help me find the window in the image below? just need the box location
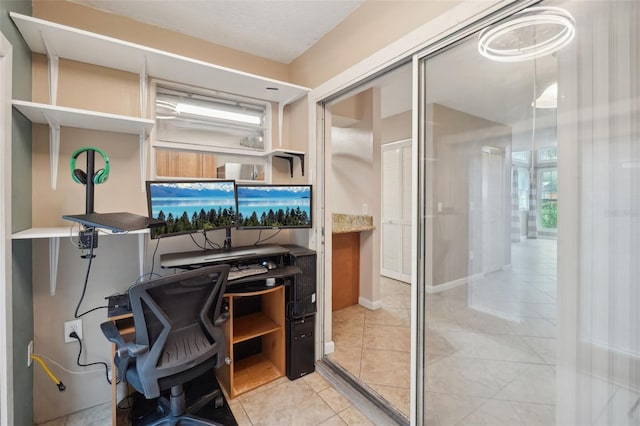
[536,146,557,163]
[152,82,271,181]
[538,168,558,230]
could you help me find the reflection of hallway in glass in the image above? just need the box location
[328,277,412,418]
[425,238,557,424]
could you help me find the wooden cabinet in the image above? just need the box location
[332,232,360,311]
[217,286,285,398]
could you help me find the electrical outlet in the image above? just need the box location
[64,319,83,343]
[27,340,33,367]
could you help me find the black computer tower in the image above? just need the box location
[283,245,316,318]
[286,314,315,379]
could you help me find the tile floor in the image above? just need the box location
[328,238,558,425]
[37,372,374,426]
[35,238,560,426]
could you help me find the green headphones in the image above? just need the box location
[70,147,110,185]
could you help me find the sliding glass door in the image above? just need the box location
[416,1,639,424]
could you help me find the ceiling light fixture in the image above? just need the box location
[478,6,575,62]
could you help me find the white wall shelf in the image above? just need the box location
[12,227,149,296]
[12,100,154,190]
[9,12,310,105]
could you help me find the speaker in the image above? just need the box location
[286,315,315,379]
[70,147,110,185]
[283,246,316,318]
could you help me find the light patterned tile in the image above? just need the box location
[318,386,351,413]
[240,378,334,426]
[493,364,555,405]
[457,399,524,425]
[510,402,555,426]
[303,372,331,393]
[338,405,375,426]
[318,415,348,426]
[360,348,410,388]
[35,417,66,426]
[362,324,410,352]
[328,345,362,378]
[428,391,486,426]
[437,329,545,363]
[426,355,528,398]
[521,336,556,365]
[228,398,253,426]
[364,306,410,327]
[367,384,410,418]
[65,402,111,426]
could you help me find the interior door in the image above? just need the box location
[381,139,412,282]
[482,146,505,273]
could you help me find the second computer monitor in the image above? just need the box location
[235,184,312,229]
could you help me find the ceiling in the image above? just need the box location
[71,0,364,64]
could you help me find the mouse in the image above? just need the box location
[263,260,278,270]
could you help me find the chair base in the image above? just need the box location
[135,384,225,426]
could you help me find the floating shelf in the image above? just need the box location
[12,100,154,190]
[9,12,310,105]
[12,100,154,134]
[265,149,305,177]
[12,227,149,296]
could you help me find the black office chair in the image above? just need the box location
[101,265,230,425]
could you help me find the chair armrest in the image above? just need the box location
[100,321,148,384]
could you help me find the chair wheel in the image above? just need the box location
[214,395,224,408]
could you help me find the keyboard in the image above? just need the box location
[228,264,268,281]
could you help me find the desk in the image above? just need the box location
[107,244,315,420]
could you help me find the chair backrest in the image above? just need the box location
[128,264,229,398]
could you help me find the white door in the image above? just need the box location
[481,146,505,273]
[381,139,411,282]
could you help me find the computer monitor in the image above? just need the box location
[146,180,236,239]
[235,184,312,229]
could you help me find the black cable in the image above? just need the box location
[70,331,113,385]
[74,228,97,318]
[150,237,160,275]
[254,228,282,245]
[189,233,206,250]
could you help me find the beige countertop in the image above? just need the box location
[332,213,375,234]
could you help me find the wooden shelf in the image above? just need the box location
[218,285,285,398]
[233,312,280,344]
[232,354,283,396]
[9,12,310,105]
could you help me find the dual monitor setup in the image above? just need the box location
[146,180,312,249]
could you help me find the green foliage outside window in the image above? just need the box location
[540,200,557,229]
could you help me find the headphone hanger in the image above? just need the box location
[69,147,110,214]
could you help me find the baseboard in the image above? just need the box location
[425,273,484,294]
[358,296,382,310]
[324,341,335,355]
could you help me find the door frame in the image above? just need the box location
[1,31,14,426]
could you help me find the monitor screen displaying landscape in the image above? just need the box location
[146,180,236,238]
[235,184,312,229]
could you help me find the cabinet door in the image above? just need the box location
[155,149,217,178]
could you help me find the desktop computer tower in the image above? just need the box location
[283,245,316,379]
[286,314,315,379]
[283,245,316,318]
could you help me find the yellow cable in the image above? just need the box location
[31,355,66,391]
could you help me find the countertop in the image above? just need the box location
[332,213,375,233]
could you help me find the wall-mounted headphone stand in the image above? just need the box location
[79,150,99,255]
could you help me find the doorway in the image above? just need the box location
[322,63,414,421]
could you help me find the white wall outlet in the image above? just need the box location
[362,203,368,214]
[64,319,83,343]
[27,340,33,367]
